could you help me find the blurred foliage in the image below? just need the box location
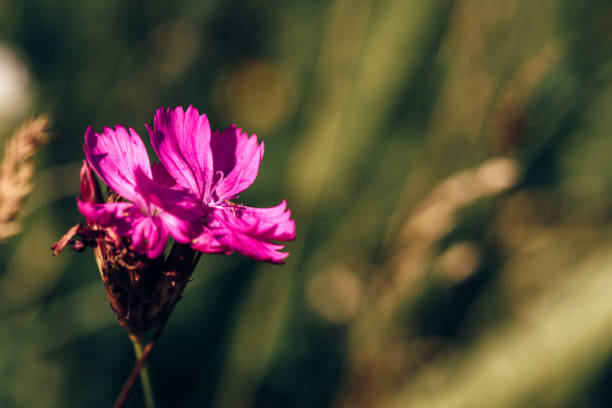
[2,0,612,407]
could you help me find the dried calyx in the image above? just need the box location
[51,161,201,339]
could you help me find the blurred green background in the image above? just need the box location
[2,0,612,406]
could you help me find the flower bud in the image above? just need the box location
[79,160,103,204]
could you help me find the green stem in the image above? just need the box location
[130,337,156,408]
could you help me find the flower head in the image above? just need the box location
[51,106,295,338]
[147,106,295,264]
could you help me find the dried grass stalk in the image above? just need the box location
[0,116,50,241]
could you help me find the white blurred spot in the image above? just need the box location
[0,44,32,127]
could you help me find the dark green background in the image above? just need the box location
[2,0,612,407]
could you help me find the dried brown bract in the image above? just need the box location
[51,160,201,340]
[0,116,50,241]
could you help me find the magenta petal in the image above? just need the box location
[211,125,264,200]
[133,168,203,220]
[148,106,213,200]
[84,126,152,202]
[158,212,193,244]
[131,216,168,258]
[191,226,228,254]
[226,234,288,264]
[232,200,296,241]
[76,199,135,236]
[199,223,288,264]
[151,162,178,188]
[193,208,291,264]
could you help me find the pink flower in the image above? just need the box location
[79,125,203,258]
[147,106,295,264]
